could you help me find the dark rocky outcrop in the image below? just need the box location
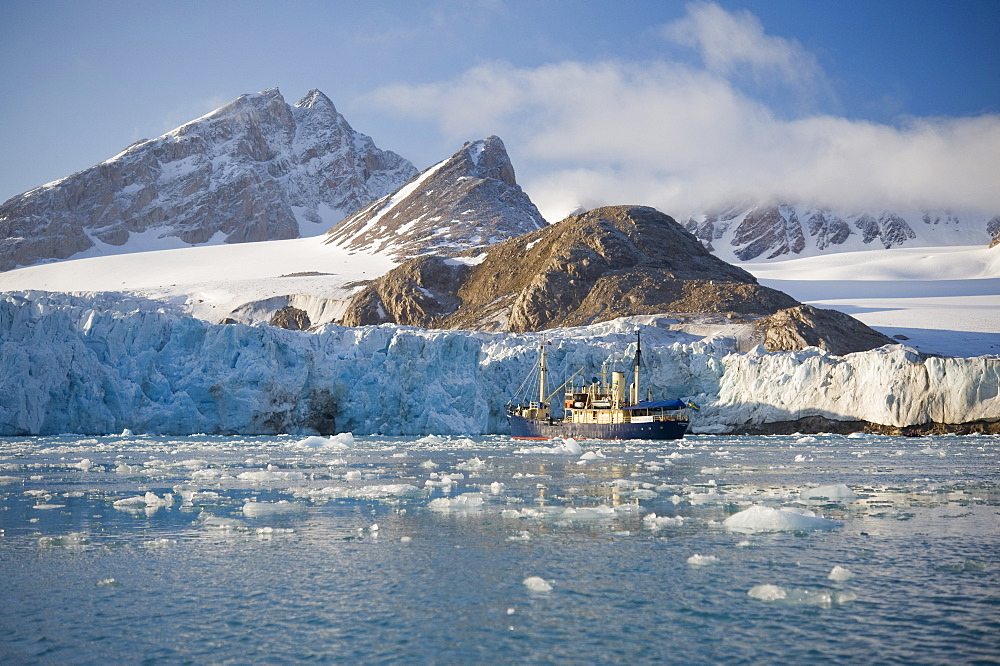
[268,306,311,331]
[341,205,890,353]
[749,304,894,356]
[988,215,1000,248]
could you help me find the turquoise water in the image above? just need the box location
[1,433,997,664]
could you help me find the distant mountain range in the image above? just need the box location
[2,86,997,275]
[0,88,416,271]
[682,202,999,262]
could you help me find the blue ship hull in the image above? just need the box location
[508,414,688,440]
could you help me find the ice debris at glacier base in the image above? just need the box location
[1,290,998,436]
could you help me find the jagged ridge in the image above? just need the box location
[324,135,545,261]
[0,88,417,271]
[684,202,998,260]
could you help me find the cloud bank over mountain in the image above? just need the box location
[369,2,1000,221]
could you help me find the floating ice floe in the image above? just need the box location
[290,433,354,449]
[113,492,173,510]
[643,513,685,529]
[515,438,582,455]
[748,584,857,607]
[300,484,420,501]
[687,554,719,566]
[455,457,486,471]
[200,515,246,531]
[428,493,484,513]
[237,468,307,483]
[242,500,307,517]
[800,484,858,503]
[142,538,175,548]
[38,532,90,548]
[73,459,93,471]
[176,489,220,505]
[523,576,553,592]
[723,505,841,533]
[828,565,855,581]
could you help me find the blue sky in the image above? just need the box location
[1,0,998,218]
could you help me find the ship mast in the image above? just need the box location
[632,330,641,405]
[539,338,547,405]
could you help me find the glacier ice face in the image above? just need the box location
[0,291,997,436]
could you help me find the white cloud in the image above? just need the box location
[662,1,822,87]
[368,5,1000,222]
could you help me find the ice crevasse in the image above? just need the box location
[0,291,997,435]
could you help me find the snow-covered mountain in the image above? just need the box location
[683,202,999,262]
[0,88,416,271]
[325,136,545,260]
[1,290,996,436]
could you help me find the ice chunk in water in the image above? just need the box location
[291,433,354,449]
[724,505,840,533]
[643,513,685,529]
[687,554,719,566]
[73,459,93,471]
[428,493,484,512]
[748,584,786,601]
[456,457,486,471]
[242,500,306,517]
[749,584,856,607]
[829,565,855,581]
[800,484,858,503]
[523,576,552,592]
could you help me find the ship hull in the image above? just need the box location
[508,414,688,440]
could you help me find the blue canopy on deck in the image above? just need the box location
[623,399,687,411]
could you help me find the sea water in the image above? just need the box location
[0,433,996,664]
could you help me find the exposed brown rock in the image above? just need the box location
[342,205,800,332]
[749,304,894,355]
[268,306,311,331]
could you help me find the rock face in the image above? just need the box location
[0,88,417,271]
[749,304,894,356]
[324,136,545,260]
[684,202,997,261]
[343,205,791,328]
[988,215,1000,248]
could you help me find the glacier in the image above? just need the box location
[0,291,997,436]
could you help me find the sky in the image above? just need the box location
[2,0,998,221]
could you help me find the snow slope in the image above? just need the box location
[744,245,1000,357]
[0,235,394,325]
[1,233,996,355]
[1,291,996,436]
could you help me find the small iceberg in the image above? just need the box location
[724,505,840,533]
[523,576,553,593]
[800,484,858,503]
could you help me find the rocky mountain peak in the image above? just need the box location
[458,136,516,186]
[324,135,545,260]
[0,88,417,271]
[343,205,797,332]
[295,89,336,111]
[340,204,893,354]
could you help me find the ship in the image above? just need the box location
[506,331,691,440]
